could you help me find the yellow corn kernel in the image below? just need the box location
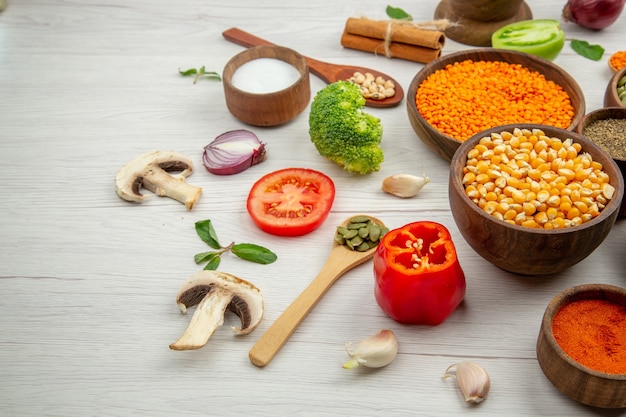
[475,173,490,184]
[521,219,540,228]
[534,211,549,225]
[573,201,588,214]
[537,189,550,203]
[511,189,526,204]
[503,209,517,221]
[462,172,476,185]
[523,202,537,216]
[547,207,559,220]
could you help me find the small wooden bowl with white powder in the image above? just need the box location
[223,45,310,126]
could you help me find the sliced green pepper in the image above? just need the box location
[491,19,565,61]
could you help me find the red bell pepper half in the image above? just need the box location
[373,221,466,325]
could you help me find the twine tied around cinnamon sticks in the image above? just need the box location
[341,17,451,64]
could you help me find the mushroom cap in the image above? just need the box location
[115,150,195,203]
[175,270,264,335]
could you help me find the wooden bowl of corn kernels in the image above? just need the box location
[407,49,585,161]
[449,124,623,276]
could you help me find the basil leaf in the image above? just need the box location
[231,243,278,265]
[194,251,220,264]
[204,256,221,271]
[386,5,412,21]
[570,39,604,61]
[179,68,198,76]
[195,219,221,249]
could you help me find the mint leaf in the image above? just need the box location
[386,5,412,20]
[194,251,221,264]
[179,66,221,83]
[178,68,198,76]
[231,243,278,265]
[195,220,221,249]
[204,256,221,271]
[571,39,604,61]
[193,219,277,270]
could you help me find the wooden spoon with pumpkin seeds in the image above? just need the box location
[249,215,386,367]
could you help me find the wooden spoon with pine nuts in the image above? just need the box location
[222,28,404,108]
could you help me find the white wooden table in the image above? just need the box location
[1,1,625,415]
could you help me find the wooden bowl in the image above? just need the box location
[604,65,626,109]
[434,0,532,46]
[537,284,626,408]
[608,50,626,72]
[576,107,626,218]
[407,49,585,161]
[449,124,623,276]
[222,45,310,126]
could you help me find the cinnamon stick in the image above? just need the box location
[345,17,445,50]
[340,31,442,64]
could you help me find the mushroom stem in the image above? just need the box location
[141,167,202,210]
[169,288,234,350]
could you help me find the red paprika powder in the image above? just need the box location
[373,221,466,325]
[552,298,626,374]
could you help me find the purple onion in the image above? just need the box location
[202,129,267,175]
[563,0,626,30]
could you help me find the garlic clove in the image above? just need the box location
[343,329,398,369]
[382,174,430,198]
[442,361,490,404]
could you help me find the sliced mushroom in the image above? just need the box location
[115,150,202,210]
[169,270,264,351]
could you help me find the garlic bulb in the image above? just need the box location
[342,329,398,369]
[382,174,430,198]
[442,361,490,403]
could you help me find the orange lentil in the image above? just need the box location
[416,60,575,141]
[609,50,626,71]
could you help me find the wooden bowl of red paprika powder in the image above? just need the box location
[406,48,585,161]
[536,284,626,409]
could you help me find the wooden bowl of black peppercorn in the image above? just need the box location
[577,107,626,218]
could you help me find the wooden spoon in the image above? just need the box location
[222,28,404,108]
[248,215,385,367]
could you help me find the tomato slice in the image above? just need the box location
[491,19,565,61]
[246,168,335,237]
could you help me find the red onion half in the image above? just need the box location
[202,129,267,175]
[563,0,626,30]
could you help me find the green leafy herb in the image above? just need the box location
[195,220,221,249]
[194,219,277,270]
[386,5,412,21]
[231,243,278,264]
[178,65,221,84]
[570,39,605,61]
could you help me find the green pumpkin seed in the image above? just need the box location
[334,233,345,245]
[350,215,371,223]
[358,226,370,238]
[347,222,368,230]
[343,229,358,239]
[356,241,371,252]
[336,226,349,235]
[369,224,381,242]
[350,236,363,247]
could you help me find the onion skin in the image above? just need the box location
[202,129,267,175]
[562,0,626,30]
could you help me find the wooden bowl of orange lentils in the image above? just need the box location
[448,124,623,276]
[537,283,626,408]
[407,49,585,161]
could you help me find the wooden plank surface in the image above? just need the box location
[1,1,625,415]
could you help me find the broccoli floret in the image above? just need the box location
[308,81,383,175]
